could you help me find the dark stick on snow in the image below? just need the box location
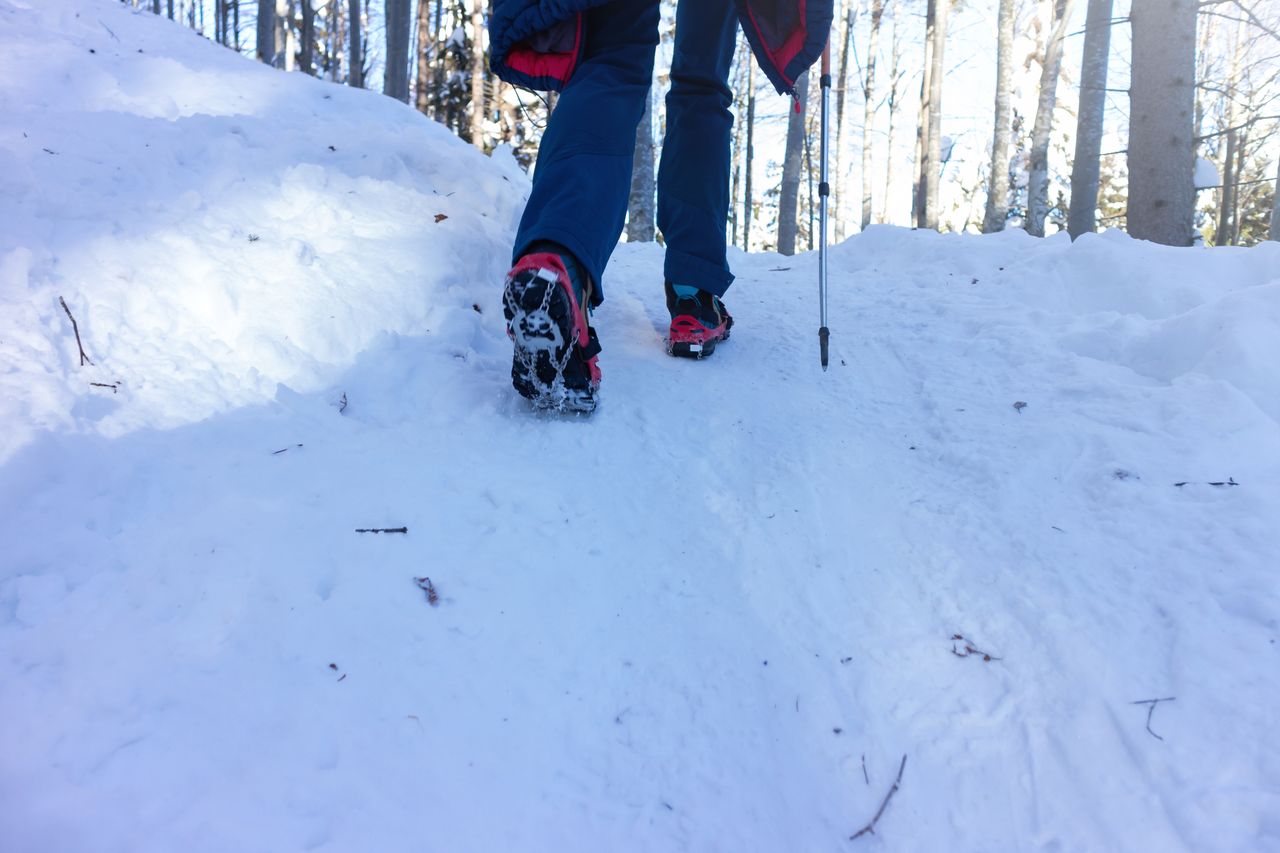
[356,527,408,534]
[90,382,118,393]
[861,754,869,785]
[1132,697,1175,741]
[850,754,907,840]
[59,296,93,366]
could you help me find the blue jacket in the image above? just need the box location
[489,0,834,97]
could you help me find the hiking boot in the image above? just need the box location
[502,246,601,412]
[665,281,733,359]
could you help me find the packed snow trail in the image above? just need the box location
[3,2,1280,851]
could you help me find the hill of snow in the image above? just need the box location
[2,1,1279,851]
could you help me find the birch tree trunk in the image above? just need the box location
[861,0,883,230]
[627,85,657,242]
[348,0,363,86]
[415,0,433,111]
[922,0,949,230]
[469,0,487,146]
[1026,0,1075,237]
[982,0,1016,232]
[779,72,810,255]
[1067,0,1113,238]
[1127,0,1197,246]
[384,0,412,103]
[883,13,901,224]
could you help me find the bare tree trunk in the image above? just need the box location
[234,0,240,51]
[730,43,748,247]
[779,72,811,255]
[1127,0,1197,246]
[415,0,433,111]
[256,0,275,64]
[1270,156,1280,241]
[348,0,364,86]
[1230,124,1248,245]
[1026,0,1075,236]
[834,0,856,240]
[469,0,487,146]
[168,0,175,21]
[922,0,948,230]
[861,0,883,230]
[1067,0,1113,238]
[912,0,935,227]
[627,85,657,242]
[299,0,315,74]
[384,0,412,103]
[1217,128,1237,245]
[434,0,446,119]
[982,0,1016,232]
[744,57,756,250]
[883,12,901,224]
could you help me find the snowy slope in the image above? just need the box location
[3,2,1280,852]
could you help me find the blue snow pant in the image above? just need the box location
[512,0,740,307]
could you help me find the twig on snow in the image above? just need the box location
[414,576,440,605]
[99,20,120,41]
[861,754,870,785]
[850,754,907,840]
[951,633,1002,662]
[357,527,408,534]
[90,382,119,393]
[1173,478,1238,488]
[272,444,303,455]
[58,296,93,366]
[338,392,348,413]
[1132,697,1175,741]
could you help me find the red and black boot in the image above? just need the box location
[502,248,602,413]
[666,281,733,359]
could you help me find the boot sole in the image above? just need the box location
[503,266,598,413]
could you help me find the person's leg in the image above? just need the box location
[512,0,660,307]
[657,0,739,298]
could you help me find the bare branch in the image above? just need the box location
[58,296,93,366]
[1131,697,1176,741]
[851,754,908,840]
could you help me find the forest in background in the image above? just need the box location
[119,0,1280,251]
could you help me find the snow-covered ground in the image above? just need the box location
[3,1,1279,851]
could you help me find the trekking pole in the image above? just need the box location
[818,40,832,370]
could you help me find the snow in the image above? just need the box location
[1196,155,1222,190]
[3,2,1280,851]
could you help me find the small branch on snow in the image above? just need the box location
[58,296,93,366]
[1132,697,1176,741]
[272,444,303,455]
[338,392,348,414]
[1173,478,1238,488]
[90,382,119,394]
[951,633,1002,662]
[414,576,440,605]
[357,527,408,534]
[861,754,870,785]
[850,754,907,840]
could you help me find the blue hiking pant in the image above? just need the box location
[512,0,739,307]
